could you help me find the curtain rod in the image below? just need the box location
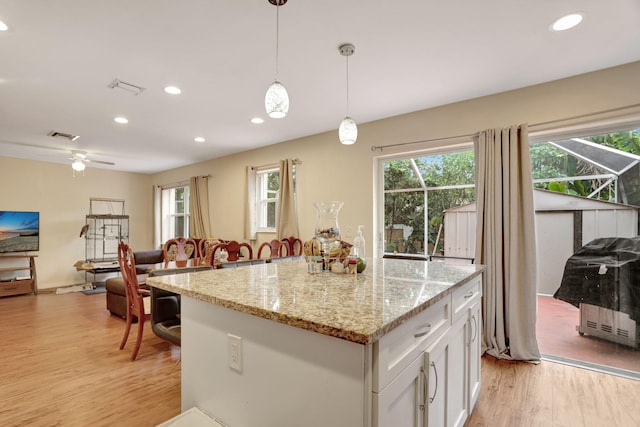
[251,158,302,170]
[370,102,640,152]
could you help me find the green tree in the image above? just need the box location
[384,152,475,255]
[384,160,424,253]
[587,130,640,155]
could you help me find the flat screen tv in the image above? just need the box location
[0,211,40,253]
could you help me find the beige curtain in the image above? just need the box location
[245,166,257,241]
[153,185,162,249]
[474,124,540,362]
[276,159,299,240]
[189,176,212,239]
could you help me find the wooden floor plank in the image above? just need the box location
[465,356,640,427]
[0,291,181,427]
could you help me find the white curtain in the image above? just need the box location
[276,159,299,240]
[474,124,541,362]
[245,166,257,241]
[189,176,212,239]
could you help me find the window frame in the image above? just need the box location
[161,184,190,241]
[255,167,280,232]
[376,143,476,258]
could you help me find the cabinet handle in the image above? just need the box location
[414,323,432,338]
[464,291,474,299]
[429,361,438,403]
[471,314,477,343]
[420,366,427,412]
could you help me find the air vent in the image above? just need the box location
[48,131,80,141]
[108,78,145,96]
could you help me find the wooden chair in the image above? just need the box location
[117,240,151,361]
[257,239,288,259]
[198,238,227,266]
[211,240,253,264]
[280,236,303,256]
[163,237,198,267]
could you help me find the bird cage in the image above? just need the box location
[84,198,129,262]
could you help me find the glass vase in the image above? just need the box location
[313,201,344,268]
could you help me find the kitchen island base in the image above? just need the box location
[182,296,372,427]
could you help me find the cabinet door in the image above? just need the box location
[447,316,468,427]
[374,354,424,427]
[467,298,482,410]
[425,334,448,427]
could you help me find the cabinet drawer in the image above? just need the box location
[0,280,34,297]
[452,275,481,322]
[373,295,450,392]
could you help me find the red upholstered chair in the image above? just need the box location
[211,240,253,264]
[117,241,151,361]
[257,239,288,260]
[163,237,198,267]
[281,236,303,256]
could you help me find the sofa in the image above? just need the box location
[105,249,164,319]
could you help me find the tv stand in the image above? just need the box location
[0,255,37,297]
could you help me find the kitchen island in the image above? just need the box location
[147,257,484,427]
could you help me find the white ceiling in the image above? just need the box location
[1,0,639,174]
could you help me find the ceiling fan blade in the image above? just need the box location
[85,159,115,166]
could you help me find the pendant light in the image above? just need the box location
[265,0,289,119]
[338,43,357,145]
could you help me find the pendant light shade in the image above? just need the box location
[265,0,288,119]
[265,80,289,119]
[339,116,358,145]
[338,43,357,145]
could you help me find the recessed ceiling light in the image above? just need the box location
[250,117,265,124]
[164,86,182,95]
[194,137,205,143]
[114,116,129,124]
[551,13,583,31]
[0,21,8,31]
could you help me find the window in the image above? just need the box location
[256,168,280,231]
[161,185,190,241]
[382,149,475,257]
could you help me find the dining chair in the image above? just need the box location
[280,236,303,256]
[117,240,151,361]
[163,237,198,267]
[199,238,227,266]
[211,240,253,264]
[257,239,288,260]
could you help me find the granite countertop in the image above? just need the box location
[146,257,484,345]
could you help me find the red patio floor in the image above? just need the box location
[537,295,639,374]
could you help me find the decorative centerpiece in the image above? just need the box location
[313,201,343,267]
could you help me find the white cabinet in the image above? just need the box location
[467,297,482,410]
[451,275,483,419]
[446,316,468,427]
[374,274,483,427]
[375,354,424,427]
[424,333,448,427]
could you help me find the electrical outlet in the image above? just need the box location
[228,334,242,372]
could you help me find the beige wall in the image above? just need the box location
[151,61,640,255]
[3,60,640,289]
[0,157,152,289]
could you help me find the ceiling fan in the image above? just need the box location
[70,150,115,172]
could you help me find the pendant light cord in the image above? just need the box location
[345,55,350,116]
[275,3,280,79]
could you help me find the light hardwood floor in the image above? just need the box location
[1,290,638,427]
[465,354,640,427]
[0,290,181,427]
